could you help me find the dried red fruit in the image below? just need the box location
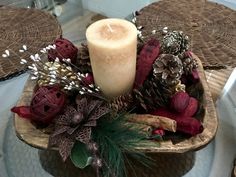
[170,91,190,113]
[82,73,94,86]
[152,128,165,136]
[180,97,198,117]
[134,38,160,88]
[176,117,203,136]
[152,107,179,120]
[11,106,32,119]
[30,86,66,124]
[152,107,203,136]
[48,37,78,64]
[180,69,200,86]
[12,86,66,124]
[190,69,199,81]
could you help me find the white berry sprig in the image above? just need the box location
[2,44,102,98]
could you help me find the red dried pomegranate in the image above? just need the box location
[30,85,66,124]
[176,117,203,136]
[180,97,198,117]
[170,91,190,113]
[48,37,78,64]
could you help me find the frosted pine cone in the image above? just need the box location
[161,31,190,55]
[153,54,183,86]
[178,51,198,74]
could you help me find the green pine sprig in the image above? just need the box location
[93,113,154,177]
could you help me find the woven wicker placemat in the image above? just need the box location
[136,0,236,69]
[0,6,62,81]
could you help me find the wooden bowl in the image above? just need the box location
[13,54,218,153]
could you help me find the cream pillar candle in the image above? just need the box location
[86,18,137,98]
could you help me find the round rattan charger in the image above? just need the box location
[136,0,236,70]
[0,6,62,81]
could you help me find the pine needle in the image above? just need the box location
[93,113,153,177]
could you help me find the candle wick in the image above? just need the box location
[107,23,113,33]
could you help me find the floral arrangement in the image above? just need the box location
[8,19,204,177]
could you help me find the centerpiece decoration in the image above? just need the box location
[9,17,217,177]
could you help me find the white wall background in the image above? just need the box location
[81,0,155,18]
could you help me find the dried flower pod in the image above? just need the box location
[30,85,66,124]
[48,37,78,64]
[181,69,200,86]
[170,91,190,113]
[176,116,203,136]
[11,106,32,119]
[152,108,203,136]
[134,38,160,88]
[180,97,198,117]
[11,86,65,124]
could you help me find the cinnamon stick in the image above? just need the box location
[152,108,204,135]
[127,114,177,132]
[125,122,153,136]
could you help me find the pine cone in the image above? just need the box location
[161,31,190,55]
[109,93,133,112]
[134,78,172,112]
[153,54,183,86]
[76,43,92,73]
[178,52,198,74]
